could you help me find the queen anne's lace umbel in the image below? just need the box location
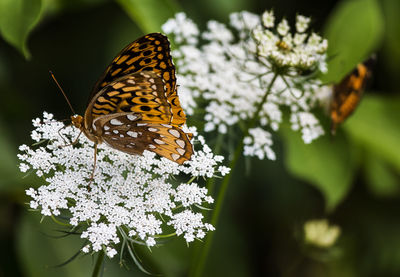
[162,11,329,160]
[18,112,229,257]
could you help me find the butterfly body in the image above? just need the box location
[72,33,193,164]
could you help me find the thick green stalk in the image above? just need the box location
[92,250,105,277]
[191,73,279,277]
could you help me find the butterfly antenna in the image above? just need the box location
[49,70,76,115]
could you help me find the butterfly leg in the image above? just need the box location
[58,129,83,148]
[89,143,98,181]
[57,124,71,145]
[70,130,83,145]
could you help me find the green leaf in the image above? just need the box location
[0,0,43,59]
[344,94,400,171]
[380,0,400,80]
[0,119,25,191]
[321,0,384,83]
[116,0,181,33]
[281,126,357,212]
[364,152,400,198]
[17,212,92,277]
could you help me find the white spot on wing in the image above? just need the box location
[126,142,135,148]
[148,127,159,132]
[168,129,180,138]
[127,114,138,121]
[137,123,148,127]
[113,130,119,134]
[148,144,156,149]
[161,124,172,128]
[110,119,123,126]
[171,153,180,161]
[127,131,138,138]
[175,139,185,148]
[154,139,165,145]
[104,125,110,130]
[177,148,185,155]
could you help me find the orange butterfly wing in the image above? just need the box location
[330,57,374,134]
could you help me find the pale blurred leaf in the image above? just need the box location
[0,0,42,59]
[116,0,181,33]
[322,0,384,83]
[344,94,400,171]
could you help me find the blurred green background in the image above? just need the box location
[0,0,399,276]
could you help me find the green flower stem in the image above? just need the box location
[207,132,224,196]
[192,72,279,277]
[92,250,105,277]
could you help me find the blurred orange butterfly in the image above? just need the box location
[330,56,375,134]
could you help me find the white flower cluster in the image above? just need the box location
[162,11,329,160]
[254,11,328,70]
[243,127,276,160]
[19,112,229,257]
[304,219,341,248]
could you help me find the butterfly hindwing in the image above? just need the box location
[143,123,193,164]
[100,115,193,164]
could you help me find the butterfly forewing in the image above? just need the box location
[85,71,176,127]
[167,92,187,126]
[89,33,187,127]
[90,33,176,101]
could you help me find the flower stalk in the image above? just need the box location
[92,250,105,277]
[191,72,279,277]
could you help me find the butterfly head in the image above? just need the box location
[71,115,84,129]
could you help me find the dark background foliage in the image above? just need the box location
[0,0,399,276]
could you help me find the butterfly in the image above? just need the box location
[330,56,375,134]
[69,33,193,169]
